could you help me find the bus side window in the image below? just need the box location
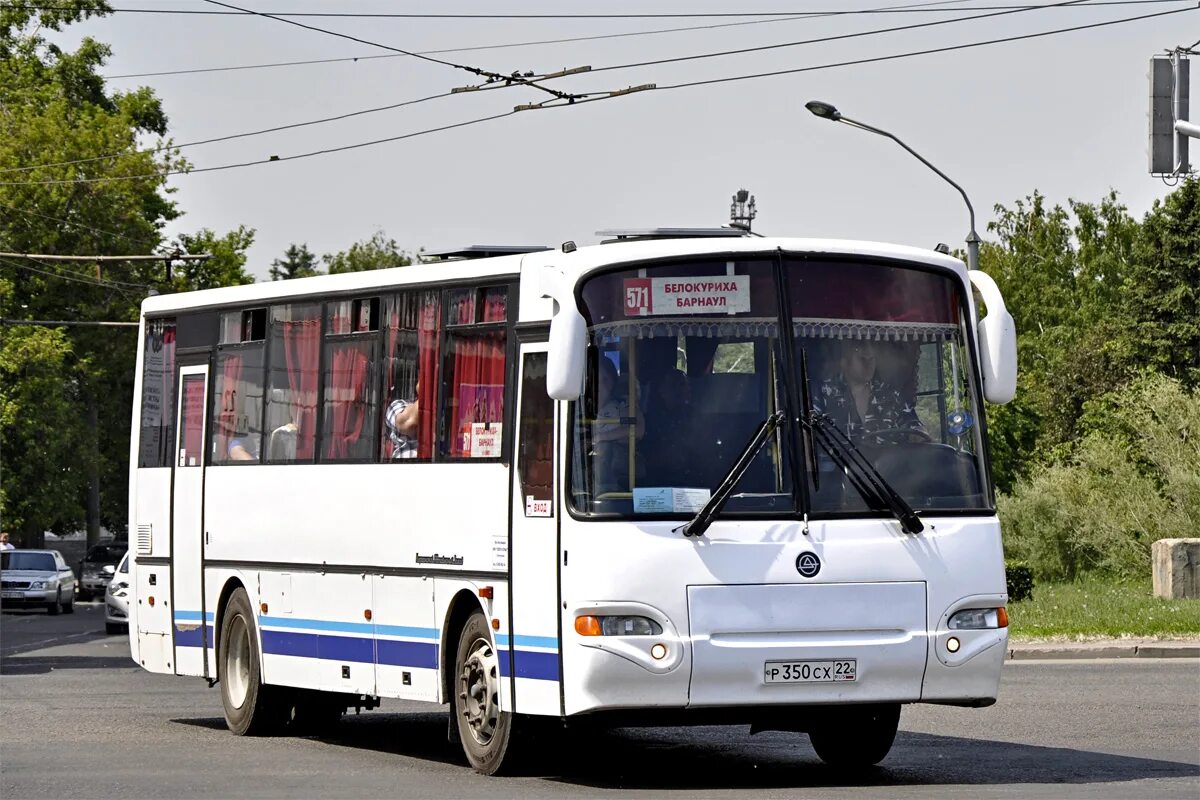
[212,343,266,464]
[518,352,553,515]
[138,317,176,468]
[264,303,321,463]
[381,291,440,461]
[440,286,507,460]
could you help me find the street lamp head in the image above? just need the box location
[805,100,842,121]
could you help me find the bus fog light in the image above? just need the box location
[946,636,961,653]
[650,643,668,660]
[948,608,1005,630]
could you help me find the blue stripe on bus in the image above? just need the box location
[173,624,213,648]
[499,649,560,681]
[173,610,214,622]
[496,634,559,649]
[173,611,559,681]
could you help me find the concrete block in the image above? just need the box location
[1152,538,1200,599]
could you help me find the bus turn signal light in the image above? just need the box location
[575,615,602,636]
[997,607,1009,628]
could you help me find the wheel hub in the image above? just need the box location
[458,637,500,745]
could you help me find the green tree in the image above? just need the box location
[324,230,412,273]
[0,5,252,545]
[1123,177,1200,388]
[168,226,256,291]
[269,242,321,281]
[980,191,1140,489]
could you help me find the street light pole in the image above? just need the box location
[804,100,980,271]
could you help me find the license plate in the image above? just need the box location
[764,659,857,684]
[1,592,21,599]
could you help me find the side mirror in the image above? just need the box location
[541,265,587,401]
[102,564,116,576]
[968,270,1017,404]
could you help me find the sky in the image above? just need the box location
[50,0,1199,280]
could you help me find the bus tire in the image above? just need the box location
[219,588,288,736]
[453,611,519,775]
[808,704,901,768]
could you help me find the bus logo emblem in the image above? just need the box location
[796,552,821,578]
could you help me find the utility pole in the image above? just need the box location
[730,189,757,231]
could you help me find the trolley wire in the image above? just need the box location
[8,0,1184,17]
[0,4,1191,188]
[0,0,1129,177]
[102,0,978,81]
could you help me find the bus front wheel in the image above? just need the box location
[808,704,901,768]
[220,588,289,736]
[453,611,520,774]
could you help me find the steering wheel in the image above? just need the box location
[865,427,933,445]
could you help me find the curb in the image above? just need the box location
[1007,642,1200,660]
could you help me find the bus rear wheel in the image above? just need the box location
[808,704,901,768]
[454,611,520,775]
[220,588,289,736]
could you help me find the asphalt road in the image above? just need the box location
[2,604,1198,799]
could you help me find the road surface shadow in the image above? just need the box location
[169,710,1200,789]
[0,654,138,675]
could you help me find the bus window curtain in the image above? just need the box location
[282,318,320,459]
[448,331,505,457]
[216,354,243,461]
[416,293,441,459]
[325,341,370,460]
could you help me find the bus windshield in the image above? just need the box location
[569,255,990,519]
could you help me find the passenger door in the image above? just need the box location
[507,346,562,715]
[172,363,210,677]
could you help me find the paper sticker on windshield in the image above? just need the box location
[633,487,712,513]
[624,276,750,316]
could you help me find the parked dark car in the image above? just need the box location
[1,550,77,614]
[77,543,128,600]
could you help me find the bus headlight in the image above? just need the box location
[948,607,1009,630]
[575,615,663,637]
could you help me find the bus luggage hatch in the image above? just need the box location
[686,582,928,707]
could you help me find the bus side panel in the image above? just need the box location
[373,572,438,702]
[134,562,174,674]
[129,467,173,664]
[259,570,375,696]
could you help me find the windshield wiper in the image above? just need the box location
[797,347,923,535]
[677,411,784,538]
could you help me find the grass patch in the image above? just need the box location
[1008,578,1200,641]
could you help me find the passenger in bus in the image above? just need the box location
[815,341,925,443]
[384,379,419,459]
[591,357,644,492]
[228,433,257,461]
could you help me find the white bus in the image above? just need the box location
[127,229,1017,773]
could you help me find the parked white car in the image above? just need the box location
[105,553,130,634]
[1,550,76,615]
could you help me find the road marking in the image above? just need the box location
[0,630,103,656]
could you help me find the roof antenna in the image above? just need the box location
[729,188,757,232]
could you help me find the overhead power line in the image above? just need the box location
[0,256,153,291]
[8,0,1184,17]
[581,0,1100,77]
[199,0,581,102]
[102,0,978,80]
[0,0,1119,178]
[0,89,468,175]
[0,4,1191,189]
[0,200,164,251]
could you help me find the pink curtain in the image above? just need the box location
[325,342,370,460]
[416,294,442,459]
[216,354,243,460]
[448,331,506,457]
[282,318,320,459]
